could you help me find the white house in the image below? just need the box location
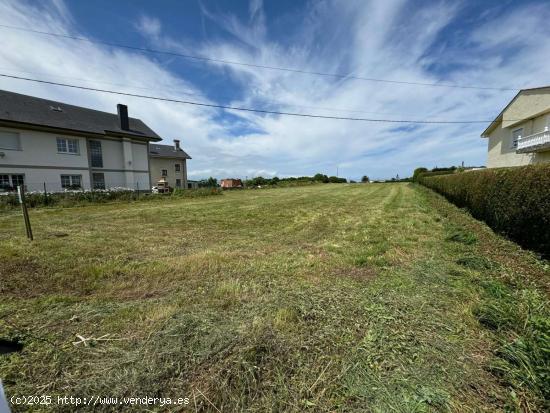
[481,86,550,168]
[0,89,174,192]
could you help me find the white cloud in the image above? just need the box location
[0,0,549,180]
[136,15,162,38]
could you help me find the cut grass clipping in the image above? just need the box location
[0,183,548,412]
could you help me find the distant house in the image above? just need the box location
[482,86,550,168]
[0,89,161,192]
[149,140,191,190]
[220,178,243,189]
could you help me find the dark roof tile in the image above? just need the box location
[0,89,162,140]
[149,143,191,159]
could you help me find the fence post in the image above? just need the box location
[136,182,140,200]
[17,185,33,241]
[43,182,48,205]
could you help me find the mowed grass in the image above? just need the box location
[0,183,548,412]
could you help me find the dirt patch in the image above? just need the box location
[331,266,377,281]
[0,259,52,298]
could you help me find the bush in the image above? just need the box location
[418,170,456,178]
[313,173,329,183]
[419,164,550,257]
[328,176,347,183]
[0,187,223,210]
[198,177,218,188]
[412,168,428,182]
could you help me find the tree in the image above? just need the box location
[328,176,347,183]
[247,176,269,186]
[412,167,428,181]
[313,173,329,183]
[361,175,370,183]
[198,177,218,188]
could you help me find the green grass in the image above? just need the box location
[0,183,548,412]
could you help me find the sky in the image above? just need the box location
[0,0,549,180]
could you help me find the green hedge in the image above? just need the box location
[418,170,457,179]
[419,164,550,257]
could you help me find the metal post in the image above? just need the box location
[43,182,48,205]
[17,185,33,241]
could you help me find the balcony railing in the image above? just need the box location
[516,129,550,153]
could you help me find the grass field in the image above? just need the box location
[0,183,548,412]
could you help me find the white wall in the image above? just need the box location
[97,138,124,170]
[0,166,91,192]
[132,142,149,170]
[0,126,153,191]
[0,126,88,168]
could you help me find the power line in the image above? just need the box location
[0,73,503,124]
[0,23,520,92]
[0,66,457,118]
[0,67,201,97]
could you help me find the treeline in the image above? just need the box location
[246,173,347,187]
[197,174,350,188]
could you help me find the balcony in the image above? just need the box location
[516,129,550,153]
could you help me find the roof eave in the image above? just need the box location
[104,130,162,142]
[481,86,550,138]
[481,114,502,138]
[149,154,191,159]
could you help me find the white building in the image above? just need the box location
[0,89,172,192]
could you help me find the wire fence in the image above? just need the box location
[0,181,195,194]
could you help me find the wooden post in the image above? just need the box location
[17,185,33,240]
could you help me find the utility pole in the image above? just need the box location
[17,185,33,240]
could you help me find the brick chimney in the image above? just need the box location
[174,139,181,151]
[117,104,129,131]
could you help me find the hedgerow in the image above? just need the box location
[419,164,550,257]
[0,187,222,210]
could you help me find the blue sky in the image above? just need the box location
[1,0,549,180]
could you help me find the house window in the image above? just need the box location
[175,164,181,172]
[89,140,103,167]
[57,138,79,154]
[511,128,523,149]
[176,179,181,187]
[0,175,24,191]
[0,175,10,189]
[11,174,24,188]
[161,169,168,177]
[92,173,105,190]
[61,174,82,189]
[0,130,20,150]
